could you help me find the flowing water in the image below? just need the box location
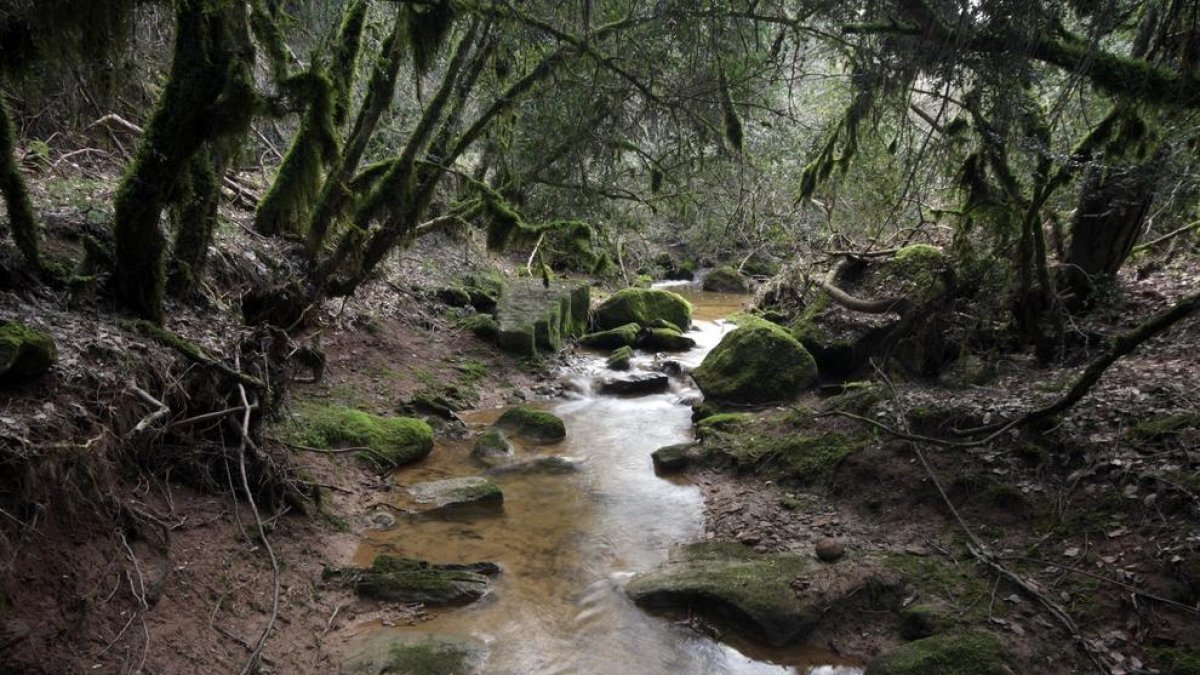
[345,285,863,674]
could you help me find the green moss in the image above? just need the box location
[472,429,512,458]
[495,406,566,442]
[593,288,693,331]
[579,323,640,349]
[344,633,487,675]
[899,604,950,640]
[0,322,57,382]
[459,313,499,340]
[287,404,433,467]
[703,266,751,293]
[692,320,817,404]
[606,345,634,370]
[882,555,993,623]
[356,556,492,605]
[1150,648,1200,675]
[697,413,753,439]
[867,631,1010,675]
[887,244,952,306]
[1129,413,1200,444]
[639,327,696,352]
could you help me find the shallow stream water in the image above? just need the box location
[345,285,863,674]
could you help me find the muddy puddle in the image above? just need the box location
[345,285,864,674]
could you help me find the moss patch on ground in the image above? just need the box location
[866,631,1011,675]
[286,403,433,467]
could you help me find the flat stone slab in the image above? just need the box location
[496,279,589,356]
[484,456,586,476]
[406,477,504,513]
[596,372,670,396]
[344,632,488,675]
[354,556,500,606]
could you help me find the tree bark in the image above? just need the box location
[0,90,42,273]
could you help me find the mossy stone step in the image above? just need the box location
[406,477,504,513]
[355,556,500,605]
[495,279,589,356]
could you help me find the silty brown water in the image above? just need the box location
[344,285,864,674]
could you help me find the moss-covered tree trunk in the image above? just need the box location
[254,0,366,238]
[0,91,42,272]
[1063,160,1158,301]
[113,0,255,322]
[169,146,225,296]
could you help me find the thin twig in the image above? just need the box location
[130,382,170,433]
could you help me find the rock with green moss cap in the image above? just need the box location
[472,429,513,459]
[692,319,817,404]
[354,555,499,605]
[593,288,692,331]
[495,406,566,442]
[407,477,503,513]
[866,631,1011,675]
[703,266,751,293]
[290,405,433,467]
[606,345,634,371]
[460,313,499,340]
[651,443,705,473]
[639,327,696,352]
[579,323,640,349]
[0,322,57,383]
[645,318,684,333]
[625,542,817,646]
[344,632,488,675]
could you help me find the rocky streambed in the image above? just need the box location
[335,285,866,674]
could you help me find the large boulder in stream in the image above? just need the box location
[353,555,500,605]
[578,323,640,349]
[691,318,817,404]
[344,632,488,675]
[593,288,692,331]
[638,327,696,352]
[406,477,504,513]
[495,279,590,356]
[703,266,751,293]
[495,406,566,442]
[626,542,902,647]
[597,372,669,396]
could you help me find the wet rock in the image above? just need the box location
[579,323,640,349]
[655,359,684,376]
[651,443,704,473]
[645,318,684,333]
[344,632,488,675]
[354,556,500,605]
[703,266,751,293]
[407,477,504,512]
[606,346,634,371]
[625,542,815,646]
[368,510,396,529]
[495,406,566,442]
[484,456,585,475]
[496,279,590,356]
[865,631,1011,675]
[638,327,696,352]
[815,537,845,563]
[593,288,692,331]
[472,429,514,459]
[692,317,817,404]
[0,321,56,383]
[597,372,669,396]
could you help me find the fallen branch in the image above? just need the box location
[124,320,267,391]
[130,382,170,433]
[817,257,912,315]
[169,404,257,429]
[1132,218,1200,254]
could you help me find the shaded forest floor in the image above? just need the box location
[0,168,1198,674]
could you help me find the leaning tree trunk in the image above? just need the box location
[112,0,255,322]
[0,91,42,273]
[1063,160,1158,304]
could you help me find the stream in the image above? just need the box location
[345,285,863,674]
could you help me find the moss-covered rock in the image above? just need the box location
[639,327,696,352]
[434,287,472,307]
[579,323,640,349]
[406,477,503,513]
[625,543,816,646]
[888,244,951,306]
[692,319,817,404]
[645,318,684,333]
[606,345,634,371]
[593,288,692,331]
[496,279,590,356]
[289,405,433,467]
[495,406,566,442]
[460,313,499,340]
[344,632,488,675]
[651,443,704,473]
[865,631,1011,675]
[696,413,753,439]
[472,429,513,458]
[0,322,56,383]
[703,266,751,293]
[355,556,499,605]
